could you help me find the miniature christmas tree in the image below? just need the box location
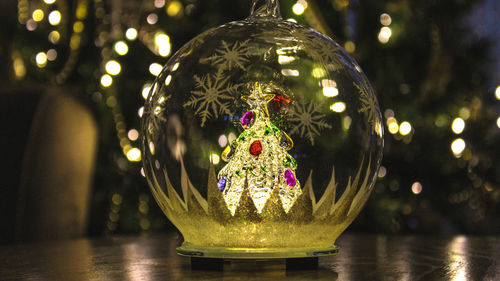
[217,83,302,215]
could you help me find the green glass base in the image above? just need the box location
[176,242,339,259]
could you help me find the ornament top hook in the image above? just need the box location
[249,0,281,19]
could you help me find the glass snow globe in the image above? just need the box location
[141,0,383,259]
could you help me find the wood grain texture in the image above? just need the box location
[0,233,498,280]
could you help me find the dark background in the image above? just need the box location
[0,0,499,242]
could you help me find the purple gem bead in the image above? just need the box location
[241,110,255,127]
[217,176,227,191]
[284,169,296,187]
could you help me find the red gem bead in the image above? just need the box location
[249,140,262,156]
[272,94,291,112]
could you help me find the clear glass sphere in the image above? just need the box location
[141,3,383,257]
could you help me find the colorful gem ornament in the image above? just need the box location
[140,0,383,261]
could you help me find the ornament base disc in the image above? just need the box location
[176,242,338,259]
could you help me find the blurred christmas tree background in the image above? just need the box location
[1,0,498,236]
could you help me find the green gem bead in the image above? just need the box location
[264,126,272,136]
[269,122,279,133]
[260,166,268,173]
[237,131,247,141]
[235,170,243,177]
[247,167,256,176]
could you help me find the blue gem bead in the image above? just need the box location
[217,176,227,191]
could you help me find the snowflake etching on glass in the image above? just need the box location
[289,99,332,145]
[354,80,381,135]
[200,39,252,71]
[183,69,241,127]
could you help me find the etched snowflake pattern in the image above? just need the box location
[354,80,381,135]
[289,100,332,145]
[293,29,343,71]
[183,69,239,127]
[200,40,252,71]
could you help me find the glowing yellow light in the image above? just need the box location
[451,138,465,157]
[125,28,138,40]
[172,62,180,71]
[114,41,128,55]
[164,75,172,86]
[378,166,387,178]
[459,107,470,120]
[387,117,399,134]
[292,2,306,15]
[378,26,392,44]
[311,66,327,78]
[451,118,465,134]
[147,13,158,25]
[495,86,500,100]
[105,60,121,75]
[128,129,139,141]
[281,69,299,76]
[69,34,80,50]
[342,116,352,130]
[380,13,392,26]
[496,117,500,128]
[218,135,228,147]
[46,49,57,61]
[13,57,26,79]
[154,0,165,8]
[278,55,295,65]
[166,1,183,17]
[411,182,422,195]
[399,121,412,135]
[344,41,356,53]
[32,9,44,22]
[73,21,84,33]
[330,102,346,113]
[155,33,171,57]
[154,106,162,115]
[48,10,61,25]
[126,148,141,162]
[44,0,56,4]
[149,63,162,76]
[35,52,47,68]
[26,19,37,31]
[142,85,151,99]
[210,153,220,165]
[76,4,87,19]
[138,107,144,117]
[100,74,113,87]
[48,30,60,44]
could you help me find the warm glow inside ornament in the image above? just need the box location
[141,0,383,263]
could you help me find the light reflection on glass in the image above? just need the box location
[281,69,299,76]
[278,55,295,65]
[330,102,345,113]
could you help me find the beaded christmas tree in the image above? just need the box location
[217,83,302,215]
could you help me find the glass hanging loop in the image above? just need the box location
[249,0,281,19]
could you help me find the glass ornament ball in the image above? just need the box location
[141,0,383,258]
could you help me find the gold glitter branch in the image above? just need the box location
[148,156,372,248]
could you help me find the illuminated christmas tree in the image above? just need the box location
[217,83,302,215]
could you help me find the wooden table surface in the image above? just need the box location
[0,232,498,280]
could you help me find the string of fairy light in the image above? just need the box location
[14,0,500,229]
